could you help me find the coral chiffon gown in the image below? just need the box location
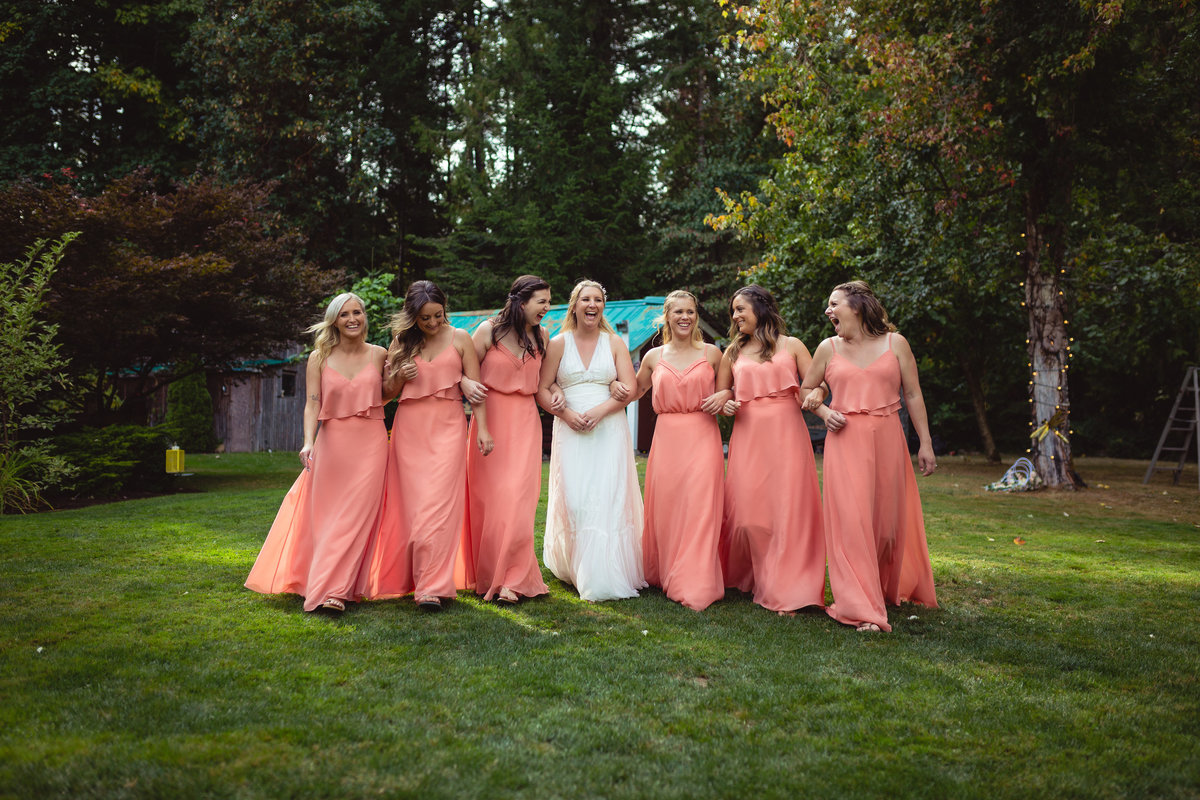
[246,364,388,611]
[364,345,468,601]
[459,343,549,601]
[720,349,826,612]
[822,336,937,631]
[642,358,725,611]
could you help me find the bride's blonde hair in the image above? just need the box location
[562,279,614,334]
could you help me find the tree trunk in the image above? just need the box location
[959,351,1000,462]
[1023,190,1082,488]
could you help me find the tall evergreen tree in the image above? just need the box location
[0,0,197,188]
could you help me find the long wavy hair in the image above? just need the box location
[833,280,897,336]
[725,284,786,362]
[388,280,448,379]
[307,292,367,368]
[490,274,550,357]
[561,279,614,335]
[658,290,703,346]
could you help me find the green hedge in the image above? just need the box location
[52,425,178,499]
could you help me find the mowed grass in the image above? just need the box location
[1,453,1198,799]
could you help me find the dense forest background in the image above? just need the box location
[2,0,1198,466]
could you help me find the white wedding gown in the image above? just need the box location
[543,332,646,601]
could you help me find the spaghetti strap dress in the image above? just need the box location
[459,343,550,601]
[364,345,467,601]
[822,336,937,631]
[246,364,388,611]
[543,332,646,601]
[642,358,725,611]
[720,349,826,612]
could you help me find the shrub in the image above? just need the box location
[52,425,177,500]
[0,234,78,513]
[166,366,217,452]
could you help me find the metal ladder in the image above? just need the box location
[1143,366,1200,487]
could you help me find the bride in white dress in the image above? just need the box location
[537,279,646,601]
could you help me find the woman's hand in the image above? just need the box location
[801,386,826,412]
[548,386,566,413]
[822,409,847,432]
[561,409,595,432]
[917,443,936,476]
[700,389,732,415]
[721,399,741,416]
[476,427,494,456]
[460,377,488,405]
[609,380,631,402]
[397,360,418,382]
[299,444,314,470]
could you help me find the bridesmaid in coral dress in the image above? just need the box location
[632,290,726,611]
[364,281,489,611]
[801,280,937,632]
[459,275,552,604]
[246,292,389,614]
[714,285,834,615]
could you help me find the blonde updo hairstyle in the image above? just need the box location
[561,279,615,335]
[658,290,703,346]
[308,292,368,368]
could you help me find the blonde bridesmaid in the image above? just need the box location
[800,280,937,632]
[714,285,832,615]
[365,281,488,611]
[632,290,725,611]
[246,293,389,614]
[459,275,552,604]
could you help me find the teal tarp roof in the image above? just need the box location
[449,296,720,353]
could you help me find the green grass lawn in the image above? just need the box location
[1,453,1198,799]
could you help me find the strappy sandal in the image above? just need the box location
[495,587,519,605]
[416,595,442,611]
[856,622,882,632]
[319,598,345,613]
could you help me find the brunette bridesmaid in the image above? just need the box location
[800,280,937,632]
[459,275,553,604]
[246,292,389,614]
[364,280,488,611]
[714,285,832,615]
[632,290,725,611]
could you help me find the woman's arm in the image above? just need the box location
[537,337,590,431]
[383,338,418,398]
[299,351,322,469]
[457,328,492,454]
[709,351,738,415]
[631,347,660,402]
[471,319,494,363]
[894,333,935,476]
[798,338,843,430]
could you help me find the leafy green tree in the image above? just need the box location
[0,234,79,512]
[0,171,339,425]
[642,0,784,329]
[711,0,1200,482]
[436,0,658,303]
[182,0,459,274]
[0,0,197,190]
